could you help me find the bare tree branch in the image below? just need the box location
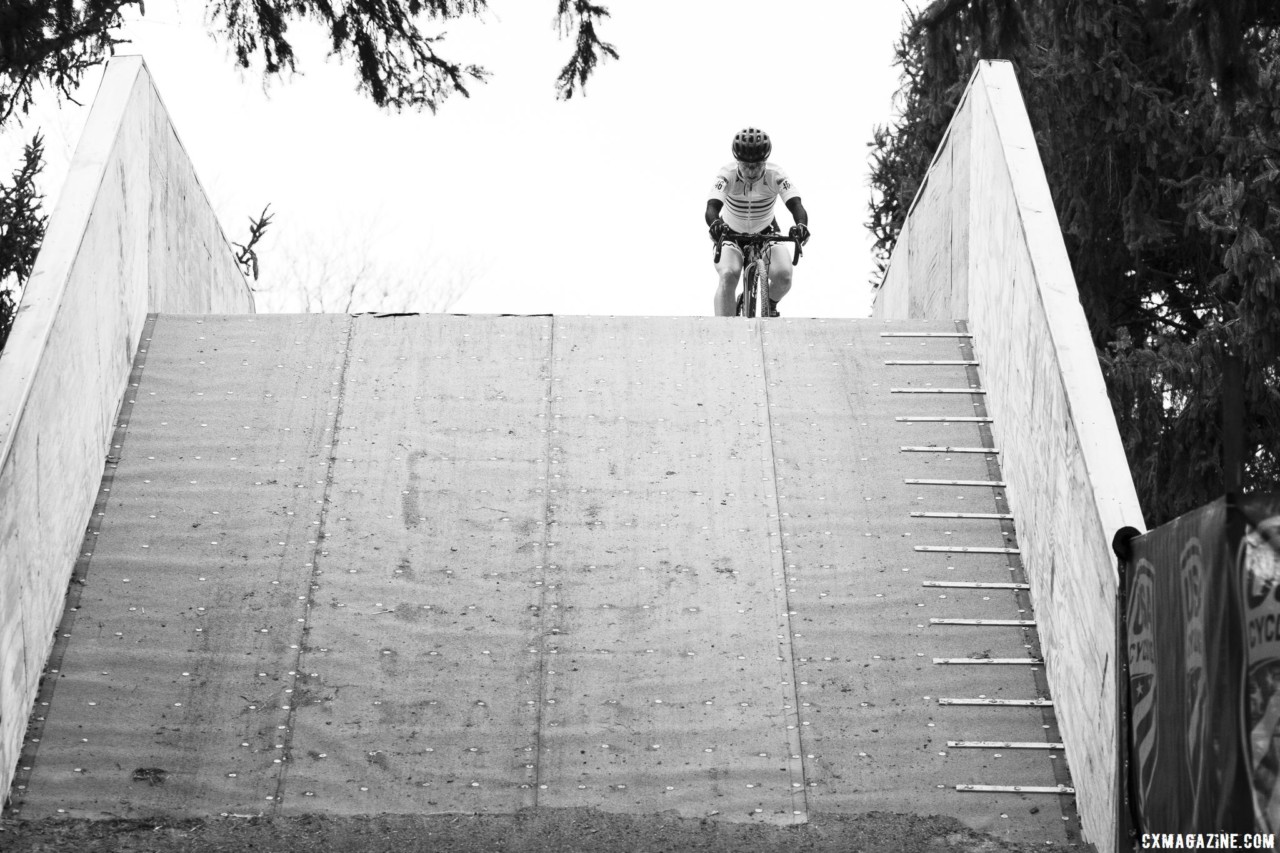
[233,204,274,281]
[253,215,479,314]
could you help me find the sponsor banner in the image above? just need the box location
[1128,554,1160,818]
[1241,495,1280,832]
[1125,497,1253,832]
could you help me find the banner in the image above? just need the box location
[1123,496,1254,832]
[1240,495,1280,831]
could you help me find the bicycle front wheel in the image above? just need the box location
[752,258,770,318]
[739,263,757,317]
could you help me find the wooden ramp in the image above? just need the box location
[9,314,1076,845]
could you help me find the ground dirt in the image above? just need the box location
[0,809,1088,852]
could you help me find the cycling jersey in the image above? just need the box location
[708,163,800,234]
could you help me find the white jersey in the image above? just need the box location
[708,162,800,233]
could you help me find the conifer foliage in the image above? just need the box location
[554,0,619,100]
[0,133,46,351]
[0,1,140,125]
[1,1,617,121]
[869,0,1280,526]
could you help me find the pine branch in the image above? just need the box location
[208,0,491,113]
[0,132,46,350]
[0,132,47,284]
[554,0,618,100]
[4,0,625,124]
[0,2,141,125]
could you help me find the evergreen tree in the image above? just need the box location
[0,133,47,351]
[1,1,618,124]
[869,0,1280,526]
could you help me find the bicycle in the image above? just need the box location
[713,229,803,318]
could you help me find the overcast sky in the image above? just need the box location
[2,1,926,318]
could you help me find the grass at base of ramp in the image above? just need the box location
[1,808,1084,852]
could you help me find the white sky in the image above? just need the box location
[2,1,925,317]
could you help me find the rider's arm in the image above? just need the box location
[785,197,808,227]
[706,199,725,226]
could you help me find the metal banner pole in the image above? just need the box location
[1113,525,1143,851]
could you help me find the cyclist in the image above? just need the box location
[706,127,811,317]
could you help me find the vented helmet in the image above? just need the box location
[732,128,772,163]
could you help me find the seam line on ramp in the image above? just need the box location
[8,313,161,818]
[531,314,557,807]
[755,323,808,823]
[272,314,357,811]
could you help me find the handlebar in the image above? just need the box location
[714,229,803,266]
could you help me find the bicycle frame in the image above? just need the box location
[713,230,802,318]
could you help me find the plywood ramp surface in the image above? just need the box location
[12,314,1073,844]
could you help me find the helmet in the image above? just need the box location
[732,127,771,163]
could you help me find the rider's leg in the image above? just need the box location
[713,244,744,317]
[767,244,793,303]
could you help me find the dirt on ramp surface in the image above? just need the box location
[2,808,1085,853]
